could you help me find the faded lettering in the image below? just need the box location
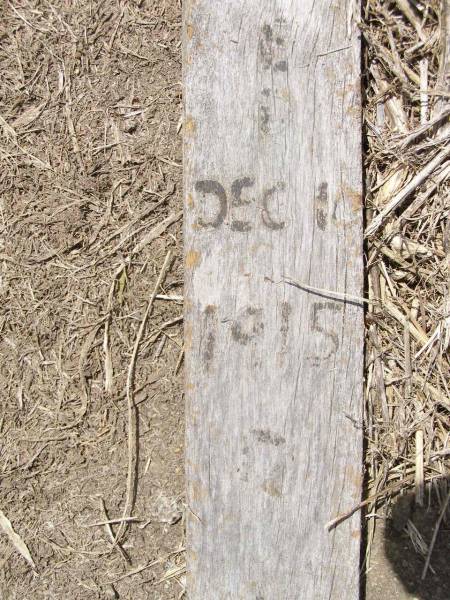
[195,180,227,228]
[262,184,285,230]
[230,177,255,232]
[193,177,286,232]
[310,302,340,363]
[315,182,328,231]
[231,306,264,345]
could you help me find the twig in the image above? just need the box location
[419,58,429,124]
[99,498,129,563]
[421,487,450,579]
[86,517,140,527]
[131,211,182,256]
[108,7,125,52]
[369,326,390,424]
[395,0,426,41]
[283,277,374,305]
[113,251,173,547]
[155,294,183,302]
[174,348,184,375]
[396,108,450,148]
[326,475,415,530]
[415,429,424,507]
[108,558,161,584]
[365,146,450,236]
[59,325,101,430]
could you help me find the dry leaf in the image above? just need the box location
[12,103,45,129]
[0,508,36,569]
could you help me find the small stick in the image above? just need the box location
[369,264,382,315]
[397,107,450,148]
[326,475,415,530]
[415,430,424,507]
[86,517,140,527]
[131,211,182,256]
[283,277,374,305]
[365,145,450,236]
[104,265,124,394]
[154,335,167,359]
[113,251,173,547]
[400,163,449,222]
[395,0,426,41]
[421,487,450,579]
[404,322,412,399]
[419,58,429,123]
[108,558,161,584]
[155,294,183,302]
[369,326,390,424]
[64,86,84,172]
[384,302,429,346]
[174,348,184,374]
[108,7,125,52]
[99,498,129,563]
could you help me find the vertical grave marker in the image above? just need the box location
[184,2,364,598]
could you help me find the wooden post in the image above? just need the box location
[184,2,363,598]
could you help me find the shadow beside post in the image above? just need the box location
[382,477,450,600]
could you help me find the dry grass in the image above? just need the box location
[363,0,449,574]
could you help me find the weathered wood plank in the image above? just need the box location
[184,2,364,598]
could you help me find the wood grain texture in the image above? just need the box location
[184,2,364,598]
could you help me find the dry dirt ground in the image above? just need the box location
[0,1,184,598]
[0,1,449,600]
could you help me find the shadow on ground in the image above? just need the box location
[383,478,450,600]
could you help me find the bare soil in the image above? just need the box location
[0,1,184,598]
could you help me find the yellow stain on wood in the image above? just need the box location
[186,193,195,209]
[279,87,290,101]
[222,512,237,524]
[187,548,198,563]
[336,80,360,98]
[250,241,272,254]
[345,464,363,500]
[188,414,198,427]
[186,249,201,268]
[325,66,336,82]
[189,480,208,502]
[186,457,199,471]
[186,24,195,40]
[262,479,282,498]
[184,116,197,135]
[347,104,361,120]
[341,185,362,212]
[185,571,194,586]
[348,188,362,212]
